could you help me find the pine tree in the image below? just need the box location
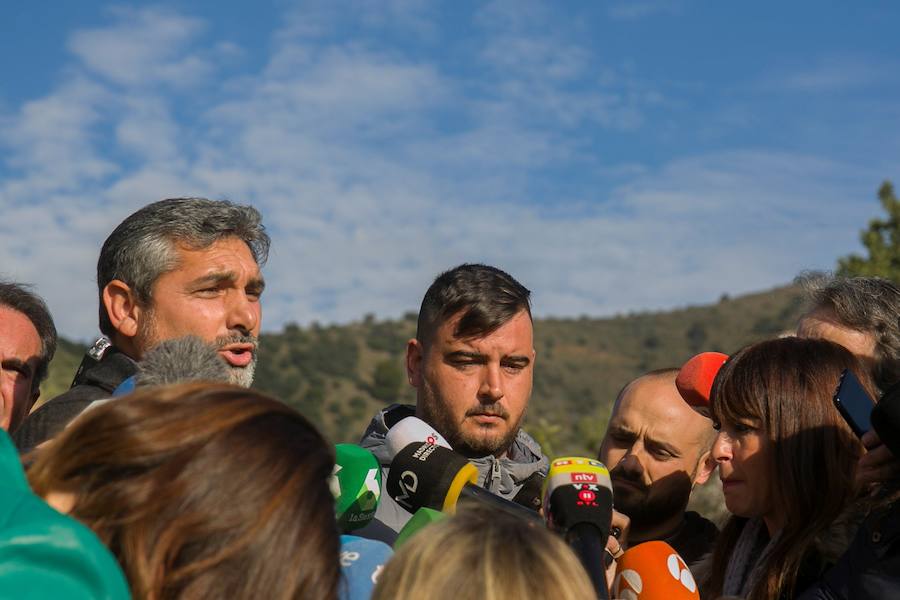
[838,181,900,281]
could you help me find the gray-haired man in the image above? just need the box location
[14,198,269,452]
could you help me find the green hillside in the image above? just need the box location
[38,283,807,524]
[41,283,806,453]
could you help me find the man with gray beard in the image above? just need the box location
[14,198,269,453]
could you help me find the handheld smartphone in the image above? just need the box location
[833,368,875,438]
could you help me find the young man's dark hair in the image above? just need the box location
[416,263,532,347]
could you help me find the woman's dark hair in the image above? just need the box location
[706,337,873,600]
[28,383,339,600]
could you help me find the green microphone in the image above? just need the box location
[331,444,382,533]
[394,507,446,549]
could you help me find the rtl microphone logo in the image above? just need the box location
[575,484,599,507]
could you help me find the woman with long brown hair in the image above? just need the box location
[702,336,873,600]
[27,382,340,600]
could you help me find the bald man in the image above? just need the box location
[598,368,718,565]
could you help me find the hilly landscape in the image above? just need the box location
[39,282,809,522]
[41,283,807,455]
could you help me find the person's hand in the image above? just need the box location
[605,509,630,590]
[856,430,900,487]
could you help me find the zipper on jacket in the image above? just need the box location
[490,458,501,491]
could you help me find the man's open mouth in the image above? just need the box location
[218,344,256,367]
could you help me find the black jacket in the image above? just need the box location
[798,491,900,600]
[13,347,137,454]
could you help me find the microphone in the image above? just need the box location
[339,534,393,600]
[393,507,447,549]
[332,444,382,533]
[102,337,231,409]
[676,352,728,414]
[385,442,541,522]
[542,457,614,600]
[612,541,700,600]
[136,336,231,387]
[385,416,452,459]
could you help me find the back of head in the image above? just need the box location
[372,504,595,600]
[798,273,900,390]
[96,198,270,337]
[27,383,339,600]
[0,281,57,389]
[416,263,531,347]
[707,336,871,600]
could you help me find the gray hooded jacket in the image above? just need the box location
[357,403,550,544]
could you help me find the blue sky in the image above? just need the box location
[2,1,899,340]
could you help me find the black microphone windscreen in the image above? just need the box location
[386,443,475,513]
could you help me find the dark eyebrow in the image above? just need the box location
[501,355,532,367]
[190,272,266,293]
[607,424,636,438]
[1,358,33,378]
[645,436,682,457]
[445,351,487,362]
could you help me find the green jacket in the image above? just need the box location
[0,430,130,599]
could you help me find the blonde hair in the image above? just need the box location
[372,504,596,600]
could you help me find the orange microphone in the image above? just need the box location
[612,541,699,600]
[675,352,728,415]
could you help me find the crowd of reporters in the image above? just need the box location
[2,197,900,599]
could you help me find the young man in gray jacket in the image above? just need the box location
[359,264,549,542]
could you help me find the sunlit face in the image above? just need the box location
[0,306,42,431]
[797,308,877,366]
[410,309,535,458]
[712,417,776,530]
[134,237,264,387]
[598,374,713,529]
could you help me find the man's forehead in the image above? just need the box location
[613,376,706,442]
[170,238,261,273]
[438,310,533,350]
[0,306,42,356]
[797,308,876,358]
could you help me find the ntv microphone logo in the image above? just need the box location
[570,472,598,484]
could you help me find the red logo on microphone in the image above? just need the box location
[571,472,598,483]
[577,488,598,506]
[426,435,437,445]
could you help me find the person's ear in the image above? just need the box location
[406,338,424,389]
[102,280,142,339]
[693,450,716,486]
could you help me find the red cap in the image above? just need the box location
[675,352,728,408]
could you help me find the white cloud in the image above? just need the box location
[0,3,890,343]
[760,56,891,93]
[607,0,684,21]
[68,6,210,88]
